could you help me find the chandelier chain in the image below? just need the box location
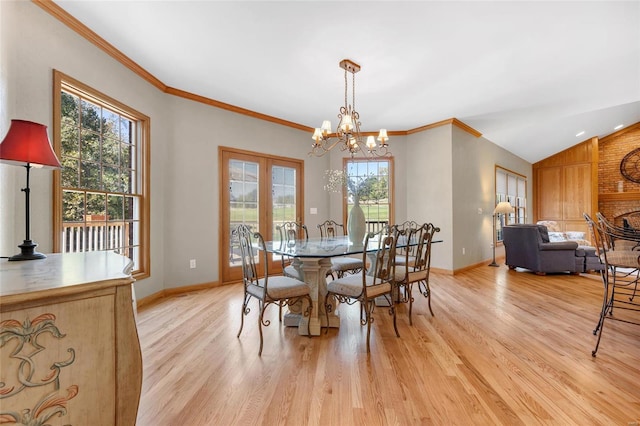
[352,70,356,112]
[344,68,348,110]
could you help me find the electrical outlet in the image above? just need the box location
[462,247,465,255]
[190,259,196,269]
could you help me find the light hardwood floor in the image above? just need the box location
[135,265,640,425]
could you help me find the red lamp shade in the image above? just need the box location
[0,119,61,168]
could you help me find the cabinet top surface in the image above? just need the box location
[0,251,134,300]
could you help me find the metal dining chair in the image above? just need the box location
[392,222,440,325]
[324,229,400,352]
[317,219,364,279]
[234,224,312,356]
[584,213,640,357]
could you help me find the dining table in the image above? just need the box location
[262,234,441,336]
[263,236,369,336]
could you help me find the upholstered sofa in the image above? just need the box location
[536,220,604,272]
[502,224,582,275]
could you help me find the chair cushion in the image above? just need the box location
[327,274,391,299]
[247,276,309,300]
[394,255,417,267]
[393,265,426,283]
[284,265,304,281]
[393,265,409,282]
[602,251,640,269]
[330,257,363,271]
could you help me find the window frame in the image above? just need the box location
[52,70,151,280]
[342,157,394,231]
[495,165,527,243]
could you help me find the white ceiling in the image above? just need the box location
[53,0,640,163]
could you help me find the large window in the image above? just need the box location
[495,166,526,242]
[53,71,150,279]
[344,158,393,233]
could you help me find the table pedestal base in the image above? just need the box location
[284,257,339,336]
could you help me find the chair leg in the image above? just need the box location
[408,283,414,326]
[628,269,640,302]
[305,295,312,337]
[593,271,608,335]
[237,293,250,338]
[258,300,266,356]
[391,301,399,338]
[324,293,331,334]
[592,304,607,357]
[365,300,373,353]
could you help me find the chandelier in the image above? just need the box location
[310,59,390,158]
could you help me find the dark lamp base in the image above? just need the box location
[488,261,499,267]
[8,240,47,261]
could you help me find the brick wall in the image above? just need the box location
[598,125,640,194]
[598,200,640,227]
[598,123,640,226]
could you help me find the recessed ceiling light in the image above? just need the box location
[614,124,624,130]
[576,131,585,137]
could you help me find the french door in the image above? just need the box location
[219,147,304,284]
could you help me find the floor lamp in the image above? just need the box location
[0,119,61,261]
[489,201,514,267]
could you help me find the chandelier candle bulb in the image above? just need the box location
[312,128,322,142]
[378,129,389,144]
[366,136,376,150]
[340,114,353,132]
[321,120,332,135]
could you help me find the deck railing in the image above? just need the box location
[62,221,130,253]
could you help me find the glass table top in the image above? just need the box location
[263,235,442,258]
[264,236,369,258]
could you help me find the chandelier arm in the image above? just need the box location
[309,135,349,157]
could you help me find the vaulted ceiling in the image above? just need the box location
[52,1,640,163]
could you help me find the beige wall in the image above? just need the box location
[406,125,454,270]
[1,1,534,299]
[452,128,532,270]
[405,125,531,272]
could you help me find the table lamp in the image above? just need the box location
[0,119,61,261]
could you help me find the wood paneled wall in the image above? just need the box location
[533,138,598,234]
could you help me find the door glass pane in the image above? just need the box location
[272,165,297,245]
[229,160,260,267]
